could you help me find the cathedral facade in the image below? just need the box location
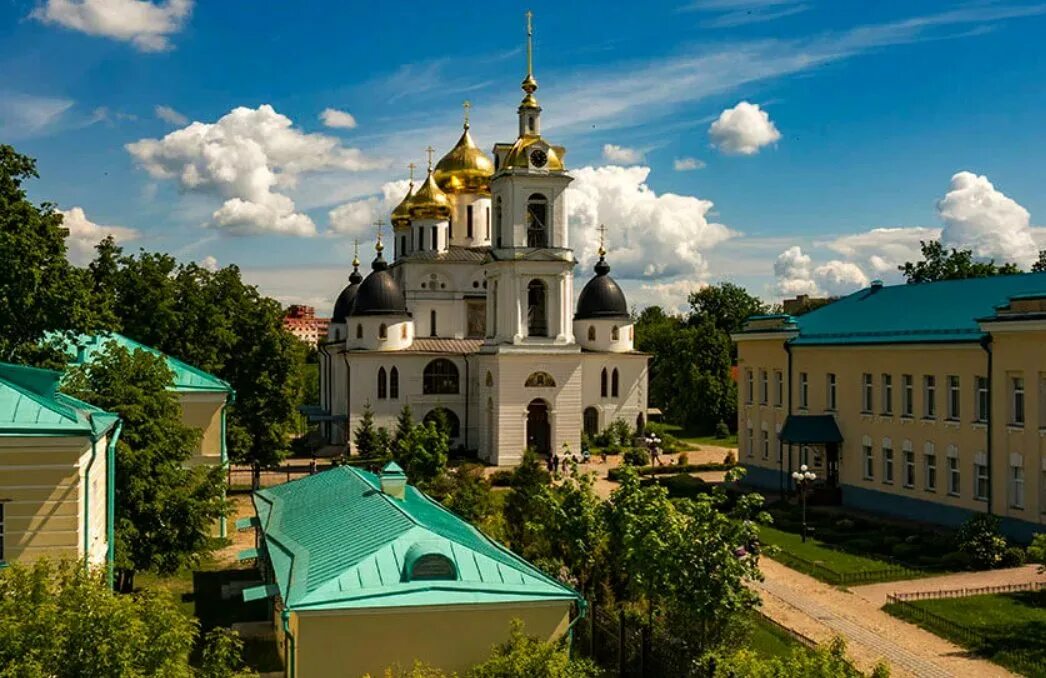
[318,21,648,466]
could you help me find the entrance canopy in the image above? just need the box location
[779,415,843,445]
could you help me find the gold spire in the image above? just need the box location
[391,163,416,228]
[520,10,539,109]
[597,223,607,257]
[410,151,452,220]
[434,101,494,195]
[374,218,385,253]
[352,239,360,267]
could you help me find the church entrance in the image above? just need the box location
[526,398,551,455]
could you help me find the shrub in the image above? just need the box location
[490,469,514,487]
[724,451,736,465]
[940,550,971,570]
[607,419,633,446]
[623,446,650,466]
[835,518,855,530]
[677,452,689,466]
[957,513,1008,569]
[891,543,920,561]
[1000,546,1027,568]
[1029,533,1046,573]
[715,420,730,439]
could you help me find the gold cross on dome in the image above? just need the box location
[353,239,360,264]
[463,100,471,128]
[425,146,435,170]
[597,223,607,256]
[407,162,416,183]
[374,218,386,251]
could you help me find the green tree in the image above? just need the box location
[428,464,495,524]
[1027,533,1046,573]
[542,467,606,597]
[688,282,768,336]
[354,403,381,457]
[466,619,600,678]
[0,559,254,677]
[63,343,227,589]
[1032,251,1046,273]
[0,145,101,365]
[394,404,415,445]
[503,450,554,559]
[715,637,888,677]
[956,513,1007,570]
[392,421,449,486]
[900,240,1021,283]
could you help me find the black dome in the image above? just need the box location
[575,256,629,320]
[331,264,364,323]
[352,251,408,316]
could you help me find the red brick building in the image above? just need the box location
[283,305,330,346]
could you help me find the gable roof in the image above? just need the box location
[252,466,580,611]
[61,333,232,394]
[785,272,1046,346]
[0,362,119,438]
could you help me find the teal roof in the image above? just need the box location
[0,362,119,438]
[61,333,232,394]
[252,466,581,611]
[783,272,1046,346]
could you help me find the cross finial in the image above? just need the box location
[374,218,386,252]
[407,162,416,184]
[597,223,607,257]
[352,239,360,266]
[425,146,435,171]
[525,10,534,77]
[463,100,471,129]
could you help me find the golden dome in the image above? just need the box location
[503,136,566,171]
[433,125,494,195]
[391,182,413,228]
[408,169,452,220]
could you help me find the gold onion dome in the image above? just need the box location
[433,124,494,195]
[408,168,452,220]
[391,182,413,228]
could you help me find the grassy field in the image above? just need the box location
[759,525,921,584]
[658,423,738,449]
[885,592,1046,677]
[748,614,810,660]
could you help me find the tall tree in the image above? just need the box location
[1031,250,1046,273]
[63,344,227,590]
[391,420,449,486]
[687,282,768,335]
[503,450,554,559]
[899,240,1021,283]
[0,146,100,365]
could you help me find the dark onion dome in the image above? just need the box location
[575,254,629,320]
[331,257,364,323]
[352,245,408,316]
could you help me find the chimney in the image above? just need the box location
[870,279,883,292]
[379,461,407,500]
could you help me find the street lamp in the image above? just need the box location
[791,464,817,543]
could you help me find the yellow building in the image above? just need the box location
[733,274,1046,541]
[0,362,121,568]
[241,462,583,677]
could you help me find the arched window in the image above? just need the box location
[612,368,620,398]
[601,368,608,398]
[389,367,399,399]
[485,371,494,387]
[583,407,599,436]
[379,323,387,339]
[424,407,461,438]
[611,326,620,341]
[526,193,549,247]
[430,309,437,337]
[486,206,491,240]
[525,372,556,388]
[409,553,456,581]
[377,367,387,400]
[417,225,424,251]
[587,326,596,341]
[423,359,459,394]
[494,196,503,248]
[431,225,438,250]
[527,279,548,337]
[356,323,363,339]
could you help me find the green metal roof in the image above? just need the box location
[782,272,1046,346]
[779,415,843,445]
[60,333,232,394]
[252,466,581,611]
[0,362,119,438]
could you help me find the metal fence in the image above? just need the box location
[889,581,1045,602]
[753,610,819,650]
[770,549,922,586]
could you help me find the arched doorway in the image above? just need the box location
[527,279,548,337]
[424,407,461,439]
[635,412,645,434]
[583,407,599,436]
[526,398,551,455]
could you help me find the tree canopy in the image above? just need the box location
[899,240,1022,283]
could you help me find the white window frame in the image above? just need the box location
[1010,461,1024,510]
[882,439,894,484]
[924,375,936,418]
[862,436,874,480]
[774,370,784,407]
[903,441,915,488]
[947,375,960,420]
[746,423,754,458]
[745,369,754,404]
[974,461,989,501]
[761,424,770,460]
[902,374,914,417]
[862,373,873,413]
[799,372,809,409]
[1011,376,1025,426]
[924,442,937,492]
[975,376,989,423]
[881,374,893,415]
[827,373,837,411]
[760,369,769,404]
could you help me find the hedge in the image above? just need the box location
[607,462,734,482]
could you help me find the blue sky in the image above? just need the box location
[3,0,1045,312]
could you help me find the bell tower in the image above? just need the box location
[485,11,575,347]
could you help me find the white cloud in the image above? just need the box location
[126,104,385,236]
[59,207,140,266]
[626,278,705,314]
[673,157,705,171]
[198,255,218,271]
[682,0,811,28]
[773,245,867,297]
[709,101,781,155]
[0,92,74,140]
[31,0,193,52]
[328,179,410,239]
[601,144,644,164]
[567,165,734,281]
[814,260,869,296]
[320,108,357,130]
[155,104,188,126]
[937,171,1037,267]
[824,226,939,274]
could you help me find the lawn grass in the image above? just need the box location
[658,423,738,449]
[760,525,923,585]
[748,614,810,660]
[884,592,1046,677]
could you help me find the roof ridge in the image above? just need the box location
[0,368,81,424]
[107,333,233,392]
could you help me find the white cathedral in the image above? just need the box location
[318,18,649,466]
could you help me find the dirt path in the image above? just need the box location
[756,559,1016,677]
[851,564,1046,607]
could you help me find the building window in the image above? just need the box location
[1011,376,1025,425]
[430,310,437,337]
[423,359,459,395]
[379,323,387,339]
[466,204,474,239]
[799,372,808,409]
[826,373,837,411]
[356,323,363,339]
[526,193,549,247]
[611,368,620,398]
[525,371,556,388]
[947,375,960,420]
[409,553,457,581]
[881,374,893,414]
[761,427,769,460]
[862,373,873,413]
[774,370,784,407]
[902,374,913,417]
[759,370,768,404]
[863,442,874,480]
[601,368,608,398]
[588,326,596,341]
[776,429,783,463]
[527,279,548,337]
[486,206,491,240]
[387,367,398,400]
[903,444,915,488]
[882,439,894,484]
[924,444,937,491]
[611,325,620,341]
[974,461,989,501]
[377,367,387,400]
[745,369,754,404]
[923,375,936,418]
[975,376,989,423]
[583,407,599,436]
[947,454,960,496]
[746,423,754,458]
[1010,460,1024,509]
[494,197,503,247]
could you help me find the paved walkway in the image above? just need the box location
[756,559,1016,678]
[851,564,1045,607]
